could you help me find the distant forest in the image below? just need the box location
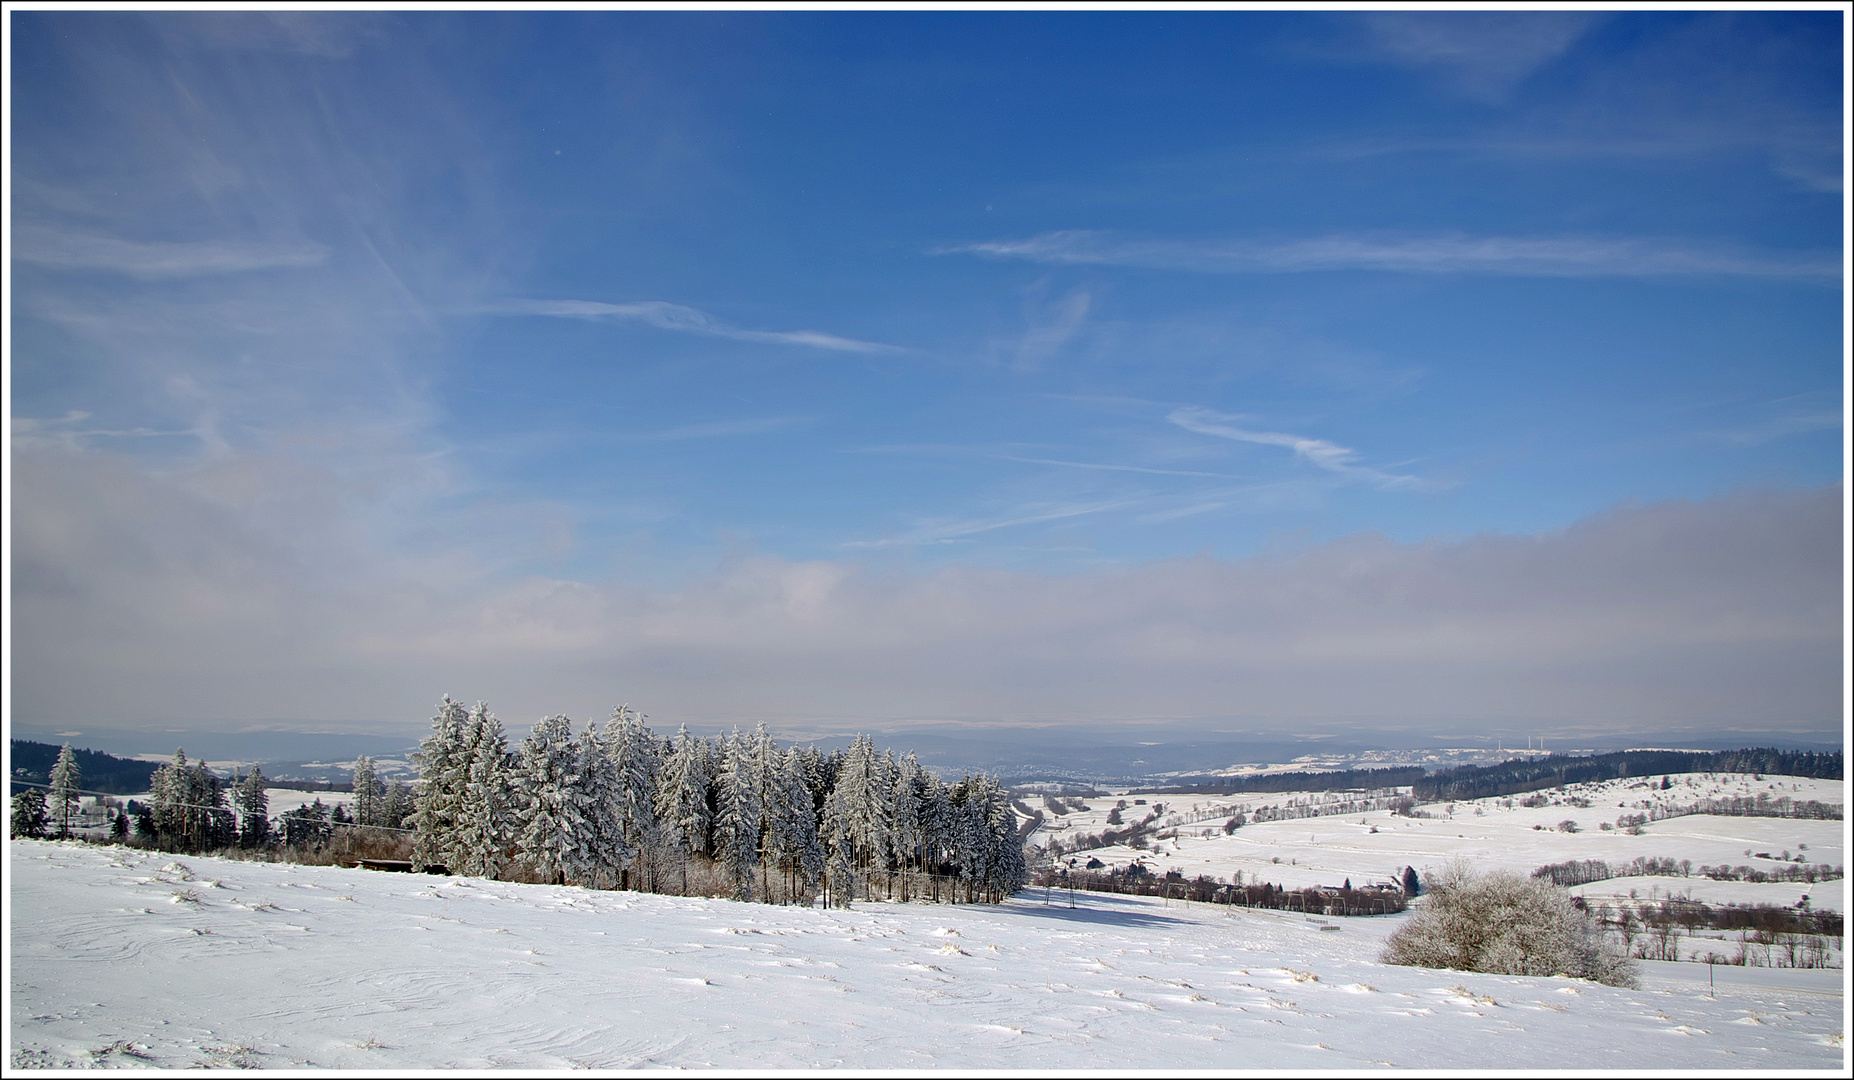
[1141,748,1840,800]
[10,740,159,795]
[1412,748,1843,802]
[1141,766,1427,796]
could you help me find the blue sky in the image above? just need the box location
[8,11,1845,741]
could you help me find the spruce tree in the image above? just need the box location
[765,746,825,902]
[351,755,382,827]
[714,729,763,901]
[381,781,415,830]
[237,767,271,847]
[149,750,190,849]
[412,696,471,871]
[576,723,632,888]
[11,789,49,839]
[187,760,235,850]
[517,714,588,886]
[49,744,83,838]
[454,704,516,879]
[822,735,891,899]
[656,725,714,894]
[603,705,659,889]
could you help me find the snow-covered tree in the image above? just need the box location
[576,723,632,888]
[11,789,49,839]
[517,715,593,886]
[713,729,764,900]
[453,704,516,879]
[146,750,232,852]
[915,768,953,888]
[381,780,415,830]
[655,725,714,893]
[603,705,659,889]
[351,755,382,827]
[764,746,825,902]
[821,735,891,901]
[49,744,82,838]
[891,753,925,873]
[412,696,471,871]
[941,775,1022,903]
[237,767,271,847]
[282,798,332,846]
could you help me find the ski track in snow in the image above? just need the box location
[9,841,1847,1070]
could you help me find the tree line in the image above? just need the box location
[1414,748,1842,802]
[409,698,1026,906]
[1142,766,1426,797]
[10,704,1030,909]
[10,739,159,795]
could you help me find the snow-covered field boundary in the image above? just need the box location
[8,841,1846,1071]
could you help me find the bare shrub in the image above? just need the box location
[1380,863,1638,988]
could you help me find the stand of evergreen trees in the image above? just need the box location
[409,698,1027,906]
[127,751,414,854]
[1141,766,1427,797]
[1414,748,1842,802]
[10,739,160,795]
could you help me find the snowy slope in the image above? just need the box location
[9,841,1846,1071]
[1038,774,1844,911]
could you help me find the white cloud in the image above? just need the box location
[943,230,1840,281]
[13,225,329,278]
[1167,407,1422,491]
[1011,288,1091,369]
[494,299,900,354]
[1356,12,1599,100]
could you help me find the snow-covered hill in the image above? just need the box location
[9,841,1845,1070]
[1035,773,1845,911]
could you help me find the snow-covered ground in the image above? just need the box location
[9,840,1846,1070]
[1036,774,1845,912]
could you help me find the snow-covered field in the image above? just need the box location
[1036,774,1845,911]
[9,840,1847,1070]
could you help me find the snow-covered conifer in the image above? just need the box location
[517,714,591,886]
[656,725,714,893]
[149,750,189,848]
[11,789,50,839]
[452,703,516,878]
[412,696,471,870]
[351,755,382,827]
[283,798,332,846]
[237,767,271,847]
[49,744,82,838]
[576,723,632,888]
[603,705,660,888]
[765,746,825,901]
[381,781,415,830]
[891,753,925,874]
[822,735,891,898]
[713,729,764,900]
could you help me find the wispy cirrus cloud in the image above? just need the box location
[13,224,330,278]
[942,230,1840,282]
[1167,407,1424,491]
[1352,12,1600,100]
[11,410,201,451]
[493,299,900,354]
[844,500,1131,549]
[995,455,1243,480]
